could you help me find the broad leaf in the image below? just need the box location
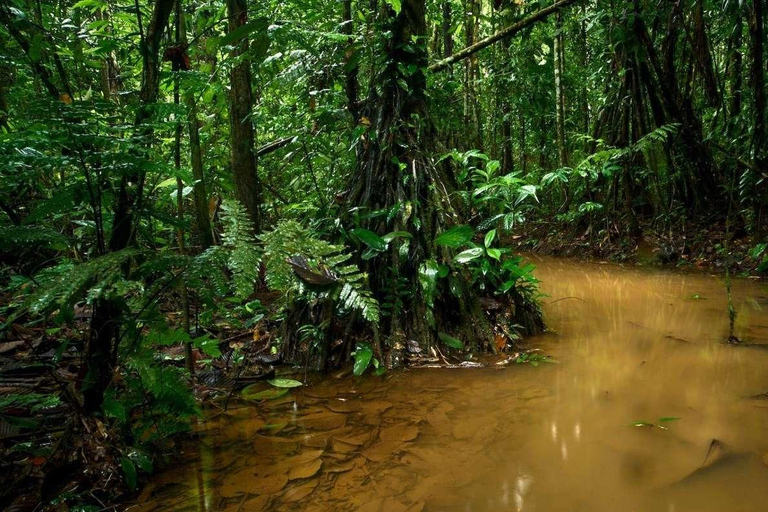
[454,247,484,264]
[351,228,388,252]
[435,225,474,248]
[438,332,464,349]
[267,378,303,388]
[353,342,373,376]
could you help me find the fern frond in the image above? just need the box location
[219,200,261,299]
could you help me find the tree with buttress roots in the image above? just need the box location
[316,0,577,363]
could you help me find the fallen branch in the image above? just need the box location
[428,0,582,72]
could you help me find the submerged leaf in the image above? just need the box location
[268,378,303,388]
[242,386,290,401]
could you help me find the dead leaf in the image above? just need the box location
[380,424,419,443]
[281,478,319,503]
[300,412,348,430]
[288,458,322,481]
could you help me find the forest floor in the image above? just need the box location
[512,218,765,275]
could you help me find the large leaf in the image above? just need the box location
[438,332,464,350]
[220,18,269,48]
[127,448,153,474]
[267,378,303,388]
[353,342,373,376]
[351,228,387,252]
[418,259,439,309]
[241,386,290,401]
[382,231,412,242]
[454,247,484,264]
[121,456,137,491]
[435,225,474,248]
[484,229,497,248]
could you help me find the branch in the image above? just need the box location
[256,135,297,157]
[428,0,582,72]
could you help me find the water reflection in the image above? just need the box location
[131,257,768,511]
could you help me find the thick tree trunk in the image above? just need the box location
[342,0,503,358]
[226,0,262,231]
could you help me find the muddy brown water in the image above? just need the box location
[130,257,768,511]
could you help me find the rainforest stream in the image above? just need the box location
[130,257,768,511]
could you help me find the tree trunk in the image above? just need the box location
[554,11,567,168]
[175,0,213,249]
[342,0,359,123]
[84,0,175,415]
[727,7,743,122]
[749,0,766,239]
[341,0,515,358]
[226,0,262,231]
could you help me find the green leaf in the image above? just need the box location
[658,417,681,423]
[241,386,290,401]
[484,229,497,248]
[382,231,412,242]
[486,248,502,261]
[128,448,153,474]
[121,456,137,491]
[351,228,387,252]
[267,378,303,388]
[352,341,373,376]
[435,225,474,248]
[388,1,402,17]
[418,259,439,308]
[438,332,464,350]
[220,18,269,48]
[454,247,484,264]
[103,396,126,422]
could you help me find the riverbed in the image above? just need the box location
[130,257,768,511]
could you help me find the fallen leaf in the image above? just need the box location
[380,424,419,443]
[288,458,322,481]
[281,478,319,503]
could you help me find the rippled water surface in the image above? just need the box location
[131,257,768,511]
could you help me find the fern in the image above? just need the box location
[260,220,380,324]
[219,200,261,299]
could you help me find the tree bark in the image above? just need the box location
[554,11,567,168]
[749,0,765,238]
[226,0,262,232]
[342,0,359,123]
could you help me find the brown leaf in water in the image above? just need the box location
[325,401,360,413]
[360,400,394,414]
[330,438,359,454]
[361,440,409,462]
[763,453,768,468]
[324,458,360,474]
[288,458,323,481]
[300,411,348,430]
[281,478,319,503]
[380,424,419,443]
[218,468,288,498]
[240,495,270,511]
[335,429,374,446]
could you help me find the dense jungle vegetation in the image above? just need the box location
[0,0,766,508]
